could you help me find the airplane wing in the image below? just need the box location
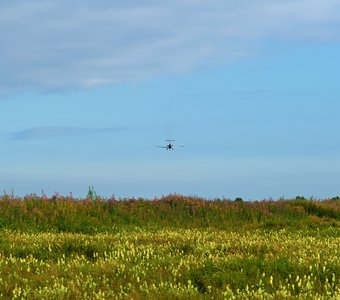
[155,146,168,148]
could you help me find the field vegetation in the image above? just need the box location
[0,193,339,299]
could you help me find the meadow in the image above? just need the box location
[0,194,339,299]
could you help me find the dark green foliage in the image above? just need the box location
[170,242,196,255]
[188,262,225,293]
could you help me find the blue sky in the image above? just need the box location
[1,0,340,199]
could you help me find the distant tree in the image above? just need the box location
[87,186,97,201]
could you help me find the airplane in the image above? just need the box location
[156,140,185,151]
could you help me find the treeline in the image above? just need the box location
[0,194,339,233]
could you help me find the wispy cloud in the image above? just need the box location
[1,0,340,91]
[11,126,127,140]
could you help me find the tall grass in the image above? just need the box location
[0,194,339,233]
[0,194,339,298]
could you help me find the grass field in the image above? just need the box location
[0,194,339,299]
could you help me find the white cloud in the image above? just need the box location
[1,0,340,91]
